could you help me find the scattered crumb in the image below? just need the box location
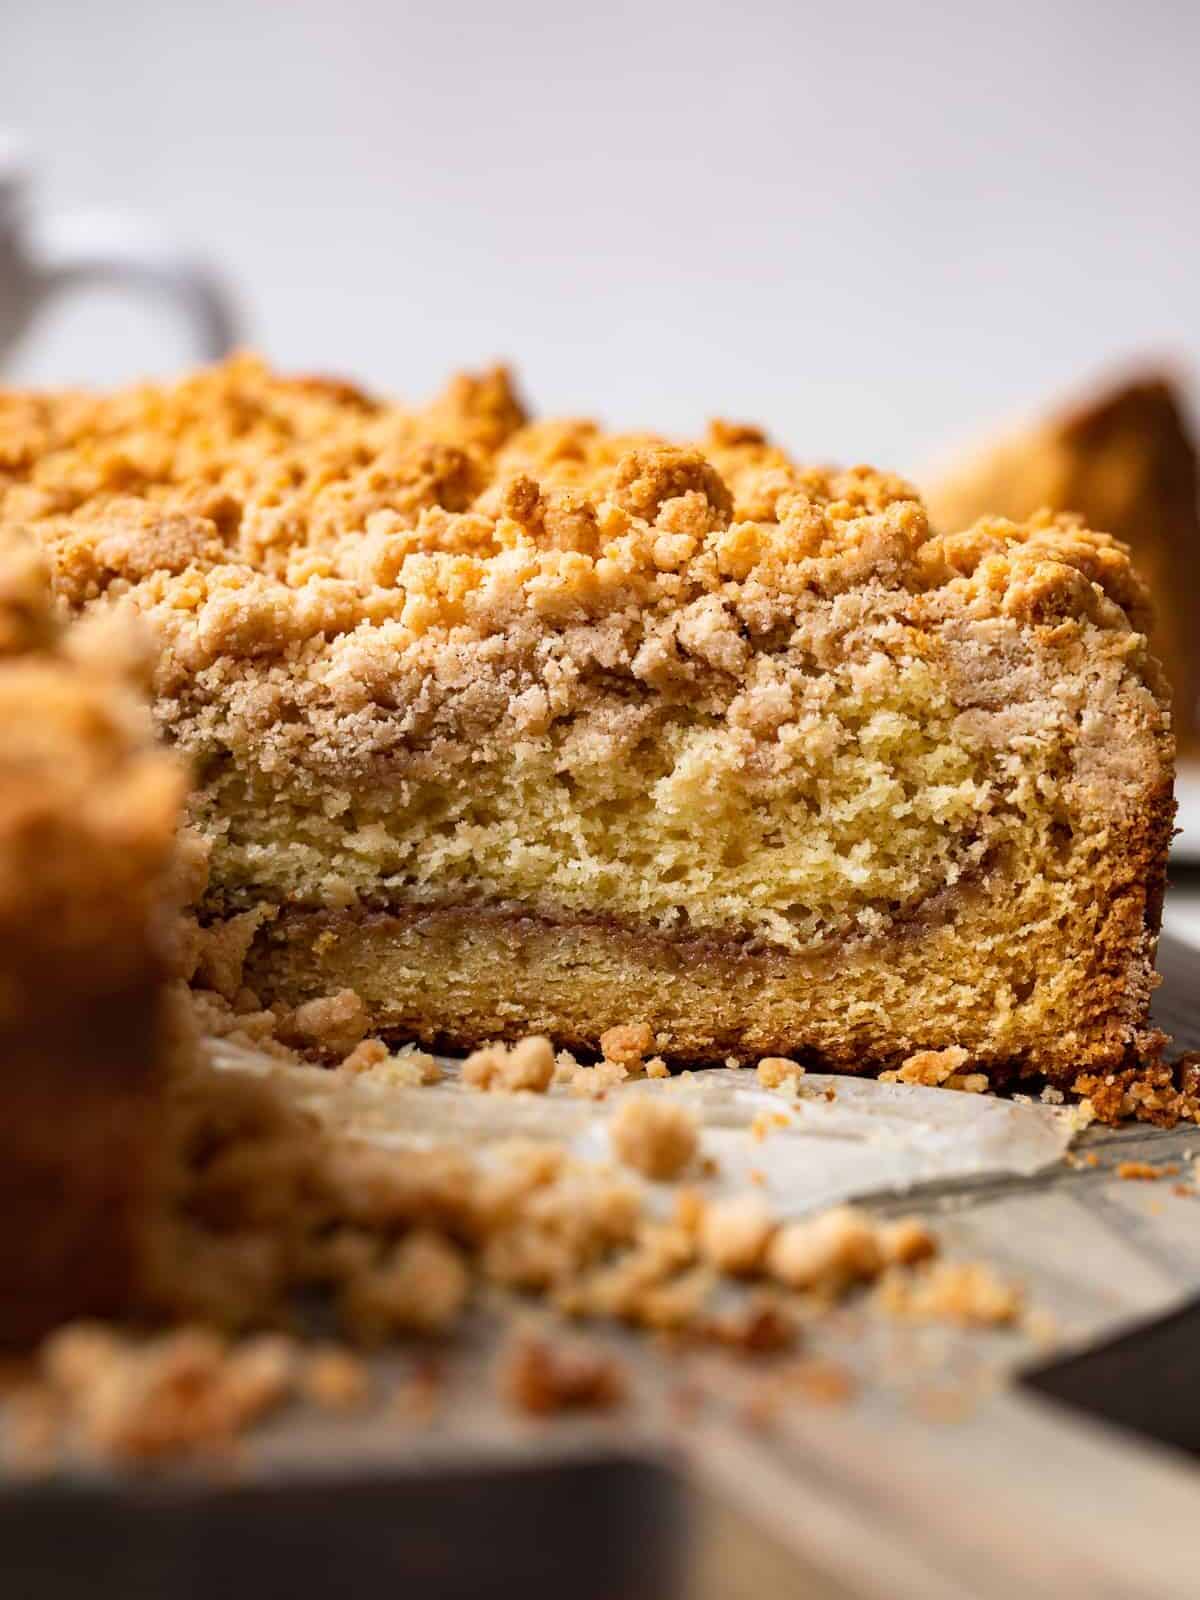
[339,1038,389,1075]
[766,1207,886,1295]
[699,1193,775,1275]
[879,1046,969,1088]
[285,988,369,1057]
[756,1057,805,1090]
[29,1324,297,1464]
[644,1056,670,1080]
[702,1295,795,1353]
[498,1330,625,1416]
[599,1022,653,1070]
[609,1096,699,1180]
[1116,1160,1180,1182]
[339,1230,470,1341]
[302,1346,370,1411]
[361,1046,443,1087]
[946,1072,990,1094]
[879,1217,938,1267]
[750,1110,792,1141]
[568,1059,629,1098]
[391,1358,444,1427]
[463,1035,555,1093]
[878,1261,1022,1327]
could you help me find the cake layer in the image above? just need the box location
[242,759,1169,1080]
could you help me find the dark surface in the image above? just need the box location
[1021,1295,1200,1461]
[0,1451,685,1600]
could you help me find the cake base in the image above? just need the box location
[242,856,1169,1084]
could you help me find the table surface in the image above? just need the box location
[5,924,1200,1600]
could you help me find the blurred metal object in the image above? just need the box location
[0,138,237,371]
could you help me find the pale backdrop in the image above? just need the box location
[3,0,1198,475]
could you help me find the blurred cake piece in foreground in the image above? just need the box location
[0,530,185,1344]
[925,373,1200,749]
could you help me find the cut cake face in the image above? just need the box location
[0,359,1174,1084]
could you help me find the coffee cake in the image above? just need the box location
[0,357,1174,1084]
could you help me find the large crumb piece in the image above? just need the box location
[609,1096,699,1179]
[879,1217,939,1267]
[765,1207,884,1295]
[302,1345,370,1411]
[498,1329,626,1416]
[879,1047,969,1087]
[699,1193,775,1275]
[599,1023,653,1069]
[283,988,369,1056]
[339,1229,470,1341]
[756,1057,805,1090]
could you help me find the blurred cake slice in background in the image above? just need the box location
[0,529,185,1344]
[925,373,1200,756]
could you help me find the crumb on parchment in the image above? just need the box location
[876,1261,1022,1327]
[498,1328,625,1416]
[609,1096,699,1179]
[756,1056,805,1090]
[462,1035,555,1093]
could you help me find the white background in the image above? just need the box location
[3,0,1199,476]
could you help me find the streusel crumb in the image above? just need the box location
[877,1261,1022,1326]
[498,1329,625,1416]
[699,1193,775,1275]
[879,1047,970,1088]
[463,1035,555,1093]
[302,1346,370,1410]
[766,1208,885,1295]
[284,988,370,1056]
[609,1097,699,1179]
[600,1022,654,1069]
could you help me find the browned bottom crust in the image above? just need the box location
[242,881,1165,1084]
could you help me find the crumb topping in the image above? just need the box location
[0,357,1155,791]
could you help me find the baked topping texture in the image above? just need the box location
[0,357,1175,1080]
